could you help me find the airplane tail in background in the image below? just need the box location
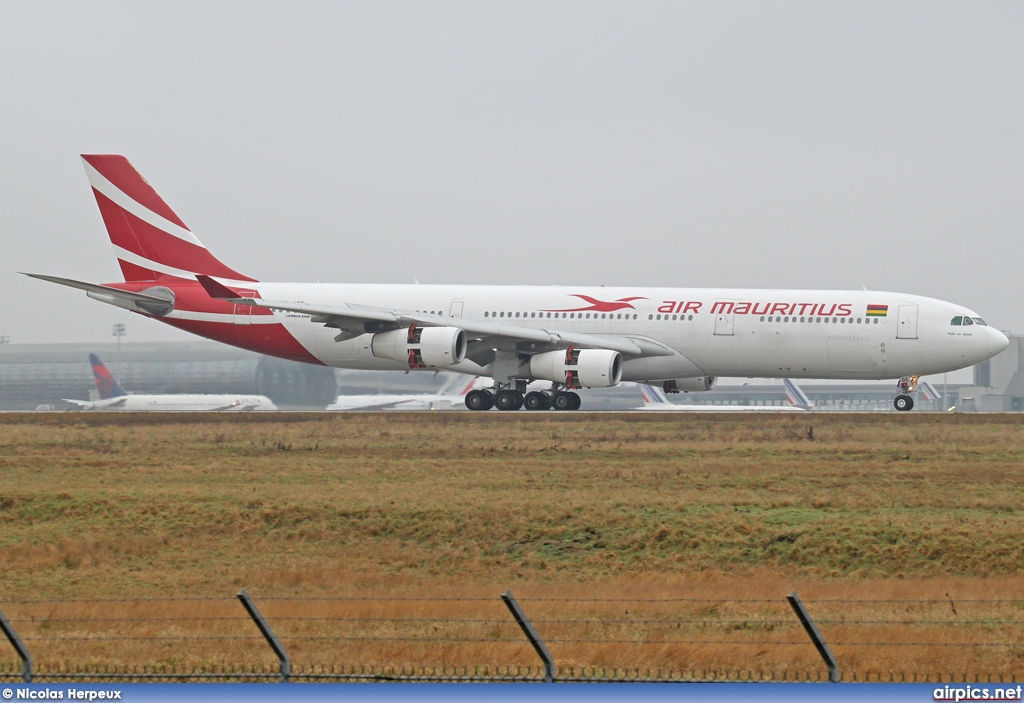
[783,379,814,409]
[919,381,942,402]
[89,354,128,400]
[81,155,254,283]
[639,384,672,407]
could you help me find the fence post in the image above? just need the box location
[786,590,839,683]
[501,590,554,683]
[237,590,290,682]
[0,606,32,683]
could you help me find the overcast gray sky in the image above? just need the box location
[2,2,1022,356]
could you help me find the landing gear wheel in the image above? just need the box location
[495,389,523,411]
[552,392,573,411]
[524,391,550,411]
[894,394,914,412]
[567,392,581,410]
[464,390,492,411]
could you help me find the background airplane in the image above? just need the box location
[64,354,277,411]
[328,375,484,411]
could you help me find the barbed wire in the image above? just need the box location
[0,597,233,604]
[6,596,1020,605]
[13,616,1024,626]
[807,599,1024,604]
[13,616,250,623]
[21,635,264,642]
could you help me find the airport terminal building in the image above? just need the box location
[0,342,338,410]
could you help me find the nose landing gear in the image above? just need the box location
[894,375,919,412]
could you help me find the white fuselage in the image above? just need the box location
[228,284,1005,380]
[84,394,277,411]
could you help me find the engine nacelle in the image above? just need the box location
[530,346,622,388]
[371,325,467,369]
[663,377,717,393]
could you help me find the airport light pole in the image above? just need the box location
[112,322,125,355]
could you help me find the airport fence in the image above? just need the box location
[1,591,1022,683]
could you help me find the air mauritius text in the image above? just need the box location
[658,301,854,316]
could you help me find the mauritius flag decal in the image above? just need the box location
[866,304,888,317]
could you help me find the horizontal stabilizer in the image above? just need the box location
[23,273,175,316]
[196,274,241,300]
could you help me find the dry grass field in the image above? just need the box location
[0,411,1023,680]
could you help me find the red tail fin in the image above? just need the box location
[81,155,255,283]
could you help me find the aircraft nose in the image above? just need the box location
[989,328,1010,357]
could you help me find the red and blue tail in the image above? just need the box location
[81,155,254,283]
[89,354,128,400]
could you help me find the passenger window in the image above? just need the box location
[951,316,962,326]
[972,317,987,326]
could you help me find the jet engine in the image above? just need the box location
[371,324,467,369]
[663,377,717,393]
[530,346,622,388]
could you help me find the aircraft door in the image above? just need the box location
[714,309,735,336]
[232,289,258,325]
[449,300,465,319]
[896,305,919,339]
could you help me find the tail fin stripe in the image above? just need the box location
[117,259,160,282]
[113,246,212,281]
[112,204,251,280]
[83,155,188,229]
[84,160,201,246]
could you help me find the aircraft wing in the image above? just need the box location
[62,398,95,410]
[197,276,644,356]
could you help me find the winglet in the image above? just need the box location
[196,275,241,300]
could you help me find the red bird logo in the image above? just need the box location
[544,295,647,313]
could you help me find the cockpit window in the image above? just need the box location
[972,317,987,326]
[950,316,963,326]
[963,317,974,326]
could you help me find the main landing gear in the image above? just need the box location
[464,387,581,411]
[894,375,918,412]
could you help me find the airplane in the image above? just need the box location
[328,374,485,411]
[27,155,1008,413]
[64,354,277,411]
[637,380,809,411]
[783,378,814,410]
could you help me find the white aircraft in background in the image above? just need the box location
[29,155,1008,413]
[328,375,485,411]
[637,380,810,411]
[64,354,277,411]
